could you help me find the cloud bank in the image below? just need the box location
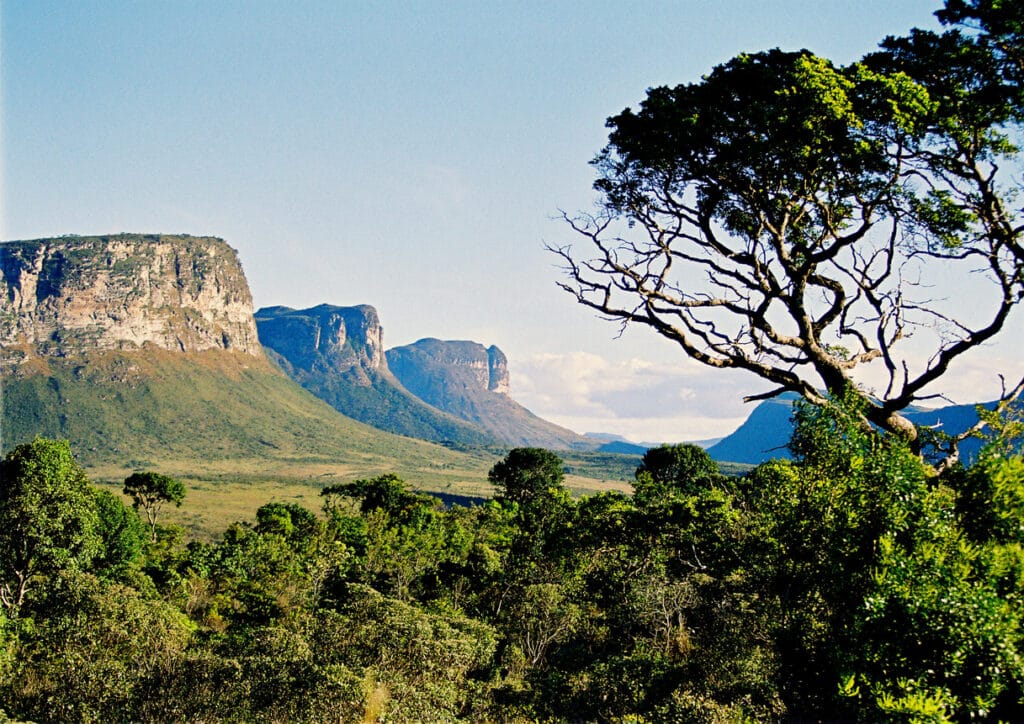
[511,351,769,443]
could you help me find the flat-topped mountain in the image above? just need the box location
[387,338,592,450]
[256,305,495,447]
[0,234,260,358]
[387,339,511,398]
[256,304,386,379]
[0,235,491,488]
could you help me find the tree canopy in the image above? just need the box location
[553,11,1023,459]
[0,438,100,609]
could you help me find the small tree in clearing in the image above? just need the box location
[122,472,185,542]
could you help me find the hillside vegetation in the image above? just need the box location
[3,400,1024,721]
[1,349,496,490]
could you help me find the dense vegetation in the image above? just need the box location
[2,394,1023,722]
[2,1,1021,721]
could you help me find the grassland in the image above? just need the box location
[2,348,652,535]
[2,348,763,537]
[1,348,495,483]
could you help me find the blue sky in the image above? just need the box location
[4,1,1016,442]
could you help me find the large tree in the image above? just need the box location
[553,13,1022,457]
[0,438,100,609]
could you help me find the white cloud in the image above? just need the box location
[510,351,769,443]
[507,330,1024,445]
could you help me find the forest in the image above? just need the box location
[3,0,1024,720]
[1,393,1023,722]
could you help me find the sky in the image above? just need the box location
[3,0,1019,443]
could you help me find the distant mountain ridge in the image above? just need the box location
[255,305,495,447]
[707,393,999,465]
[256,303,601,450]
[387,338,594,450]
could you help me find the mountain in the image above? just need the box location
[707,393,997,465]
[0,235,492,487]
[0,234,260,355]
[582,434,650,455]
[705,395,798,464]
[387,338,594,450]
[255,304,495,447]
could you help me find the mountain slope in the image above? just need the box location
[707,393,998,465]
[387,338,594,450]
[0,235,493,489]
[256,305,495,447]
[1,349,492,484]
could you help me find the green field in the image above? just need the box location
[1,348,492,483]
[1,348,765,536]
[1,348,655,534]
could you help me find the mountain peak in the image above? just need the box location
[255,304,497,447]
[255,304,385,377]
[387,338,590,449]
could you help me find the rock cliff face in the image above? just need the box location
[387,339,512,401]
[487,346,511,396]
[387,338,592,450]
[256,306,496,447]
[256,304,385,384]
[0,234,261,358]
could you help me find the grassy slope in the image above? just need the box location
[1,349,496,491]
[265,348,498,448]
[0,349,677,537]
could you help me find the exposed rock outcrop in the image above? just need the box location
[0,234,261,358]
[256,305,496,447]
[387,338,592,450]
[386,339,511,401]
[0,236,487,479]
[487,346,511,396]
[255,304,385,384]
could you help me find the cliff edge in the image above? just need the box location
[0,234,262,360]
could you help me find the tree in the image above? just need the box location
[2,571,192,722]
[634,443,720,502]
[322,473,436,524]
[553,40,1022,457]
[92,489,147,577]
[487,449,574,614]
[255,501,319,543]
[123,471,186,542]
[936,0,1024,82]
[0,438,100,610]
[489,448,567,509]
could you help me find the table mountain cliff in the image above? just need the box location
[256,305,595,450]
[0,234,260,358]
[0,235,488,485]
[255,304,495,447]
[387,338,593,450]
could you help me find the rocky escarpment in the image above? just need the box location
[387,339,593,450]
[0,234,261,359]
[256,304,386,383]
[256,305,496,447]
[387,339,511,400]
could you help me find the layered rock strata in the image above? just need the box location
[0,234,261,357]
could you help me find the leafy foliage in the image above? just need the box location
[1,416,1023,721]
[0,438,101,610]
[2,2,1022,721]
[124,471,186,542]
